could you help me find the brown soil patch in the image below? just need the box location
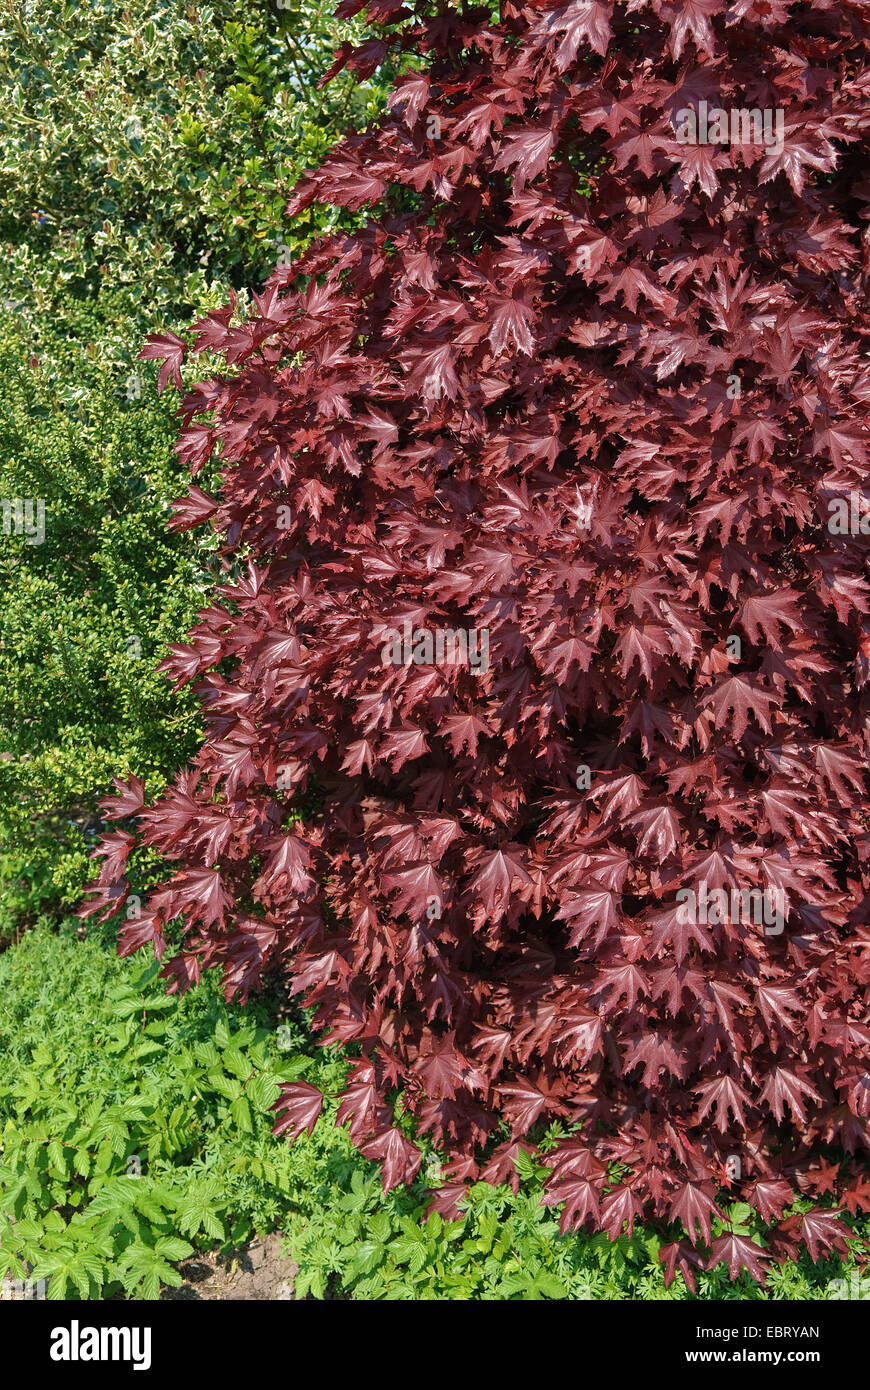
[162,1234,298,1301]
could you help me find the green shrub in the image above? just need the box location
[0,294,215,938]
[0,0,400,317]
[0,0,399,937]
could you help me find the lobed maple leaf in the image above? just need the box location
[272,1082,324,1141]
[139,330,186,393]
[707,1232,771,1283]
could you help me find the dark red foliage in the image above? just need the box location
[84,0,870,1282]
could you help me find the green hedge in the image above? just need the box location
[0,0,399,315]
[0,294,214,936]
[0,0,399,937]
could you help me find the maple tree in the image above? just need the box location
[84,0,870,1286]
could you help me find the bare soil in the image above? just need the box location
[162,1234,298,1301]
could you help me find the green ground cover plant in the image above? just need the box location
[1,925,866,1300]
[0,921,345,1298]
